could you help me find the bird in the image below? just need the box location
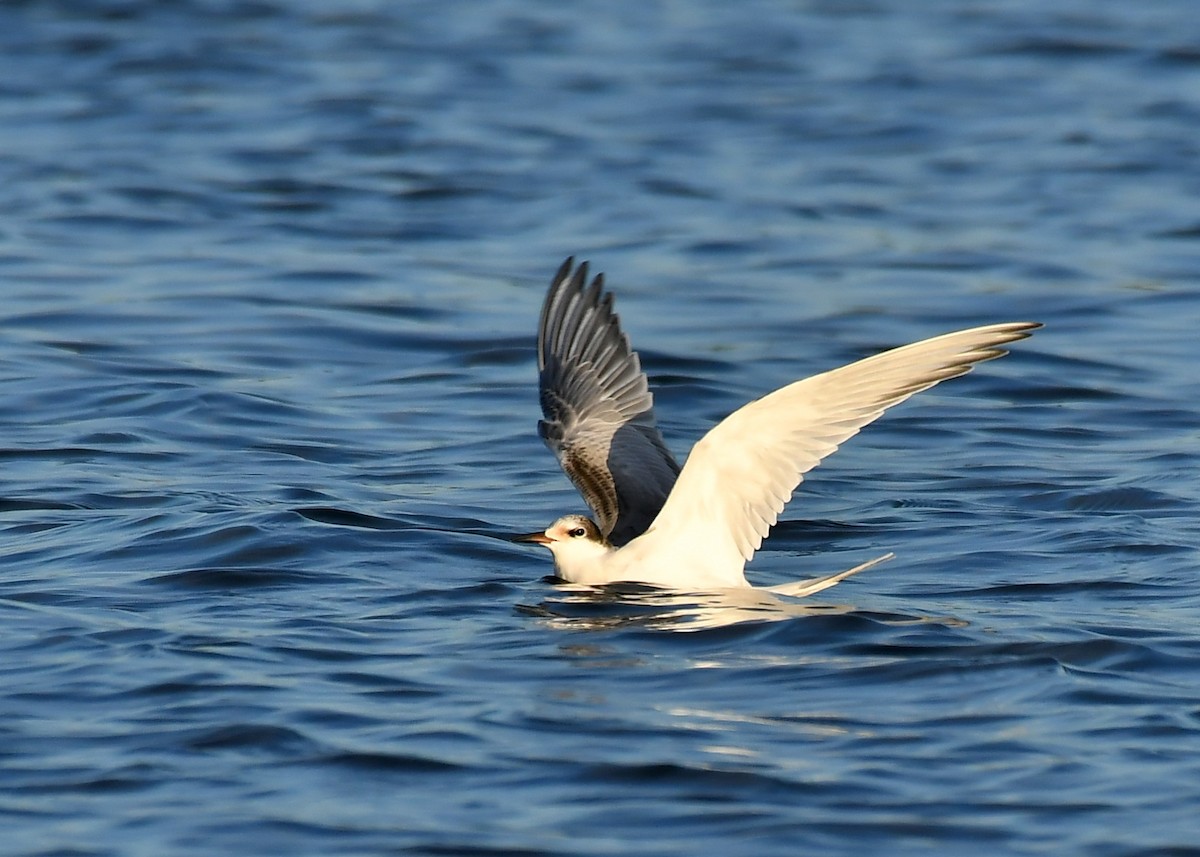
[514,258,1039,592]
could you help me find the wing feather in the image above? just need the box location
[646,322,1041,571]
[537,258,681,545]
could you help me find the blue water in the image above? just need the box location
[3,1,1200,855]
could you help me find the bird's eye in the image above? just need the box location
[568,527,586,538]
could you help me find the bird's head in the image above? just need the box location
[513,514,612,580]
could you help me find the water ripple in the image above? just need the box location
[3,1,1200,855]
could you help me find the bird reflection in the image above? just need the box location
[519,554,902,632]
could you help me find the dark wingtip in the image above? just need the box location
[553,257,574,284]
[571,260,589,292]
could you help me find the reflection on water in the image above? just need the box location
[523,553,969,632]
[523,583,850,631]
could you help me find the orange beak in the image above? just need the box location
[513,531,552,545]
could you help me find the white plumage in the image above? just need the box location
[516,258,1039,592]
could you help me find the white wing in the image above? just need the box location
[645,322,1040,572]
[537,258,681,545]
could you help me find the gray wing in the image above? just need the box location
[537,258,681,546]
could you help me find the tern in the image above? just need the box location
[515,258,1038,592]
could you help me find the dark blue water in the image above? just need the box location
[3,1,1200,855]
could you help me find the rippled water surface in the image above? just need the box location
[3,2,1200,855]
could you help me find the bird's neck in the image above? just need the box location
[553,542,617,585]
